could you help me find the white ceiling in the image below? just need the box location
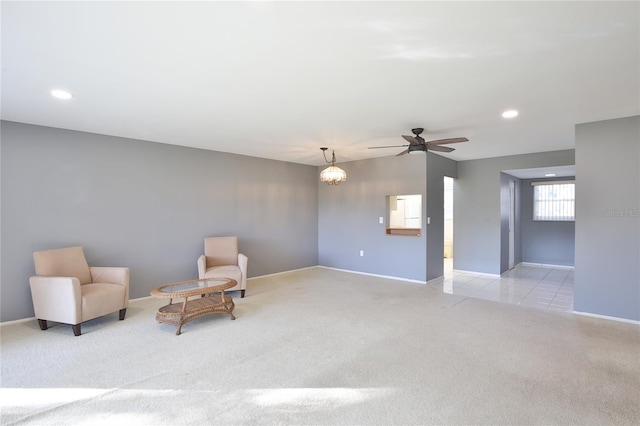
[2,1,638,166]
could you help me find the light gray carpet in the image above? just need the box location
[1,267,639,425]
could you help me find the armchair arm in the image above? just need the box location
[90,267,130,306]
[29,276,82,324]
[238,253,248,290]
[197,255,206,279]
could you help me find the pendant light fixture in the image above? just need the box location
[319,147,347,185]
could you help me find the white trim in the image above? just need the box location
[0,267,320,325]
[508,179,515,270]
[426,276,446,285]
[519,262,574,270]
[130,295,154,302]
[247,265,318,280]
[5,266,639,327]
[0,296,159,326]
[318,265,426,284]
[0,317,33,327]
[130,267,319,300]
[573,311,640,326]
[453,269,501,278]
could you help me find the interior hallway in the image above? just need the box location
[431,260,574,313]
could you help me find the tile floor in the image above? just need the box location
[429,260,574,312]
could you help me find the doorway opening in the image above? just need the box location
[444,176,454,275]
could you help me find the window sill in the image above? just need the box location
[386,228,421,237]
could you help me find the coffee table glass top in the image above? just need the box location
[151,278,236,298]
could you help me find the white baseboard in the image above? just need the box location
[247,265,318,281]
[0,296,158,326]
[519,262,574,270]
[572,311,640,325]
[426,276,447,285]
[134,266,318,302]
[0,317,34,327]
[318,265,426,284]
[2,266,320,325]
[130,295,155,302]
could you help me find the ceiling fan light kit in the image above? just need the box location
[408,145,426,154]
[368,127,469,156]
[319,147,347,185]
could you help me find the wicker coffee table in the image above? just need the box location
[150,277,236,335]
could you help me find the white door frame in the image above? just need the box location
[508,180,516,270]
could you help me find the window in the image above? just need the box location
[532,180,575,221]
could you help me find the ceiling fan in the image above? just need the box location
[368,128,469,156]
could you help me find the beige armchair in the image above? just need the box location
[29,246,129,336]
[197,236,247,298]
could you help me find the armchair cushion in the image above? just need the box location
[204,265,242,292]
[33,246,92,285]
[81,284,128,321]
[205,236,238,267]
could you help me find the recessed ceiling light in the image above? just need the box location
[502,109,518,119]
[51,89,73,100]
[545,173,557,177]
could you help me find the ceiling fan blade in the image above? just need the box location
[368,144,409,149]
[396,149,410,156]
[402,135,423,145]
[428,145,455,153]
[427,137,469,145]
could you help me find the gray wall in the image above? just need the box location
[520,177,575,266]
[318,154,427,281]
[1,121,319,322]
[4,118,636,322]
[575,115,639,321]
[455,150,575,275]
[426,152,458,280]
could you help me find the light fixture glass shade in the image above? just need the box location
[408,145,426,154]
[320,165,347,185]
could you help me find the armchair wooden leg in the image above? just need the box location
[119,308,127,320]
[241,290,245,298]
[37,319,48,331]
[72,324,81,336]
